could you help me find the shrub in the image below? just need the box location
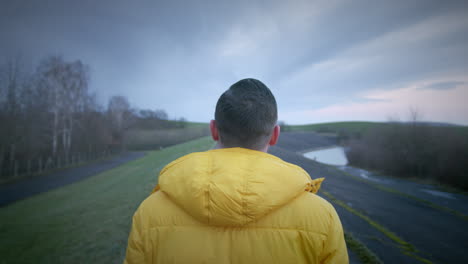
[346,123,468,190]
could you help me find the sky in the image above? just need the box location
[1,0,467,125]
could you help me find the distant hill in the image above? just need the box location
[285,121,466,133]
[284,121,383,134]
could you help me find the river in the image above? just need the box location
[303,146,348,166]
[303,145,466,213]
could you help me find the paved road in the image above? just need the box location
[0,152,146,207]
[271,132,468,264]
[337,165,468,215]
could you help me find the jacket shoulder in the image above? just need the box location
[134,191,202,229]
[252,192,337,235]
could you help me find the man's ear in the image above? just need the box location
[268,124,280,146]
[210,120,219,141]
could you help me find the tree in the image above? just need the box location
[154,109,168,120]
[0,54,130,180]
[107,95,134,147]
[0,56,24,176]
[36,56,90,159]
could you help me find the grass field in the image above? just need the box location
[286,121,383,134]
[125,126,210,150]
[287,121,468,134]
[0,137,214,264]
[184,121,209,128]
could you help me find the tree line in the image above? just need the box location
[0,55,180,182]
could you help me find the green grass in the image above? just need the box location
[285,121,383,134]
[286,121,468,134]
[184,121,209,128]
[165,120,209,129]
[344,232,383,264]
[125,126,210,150]
[0,137,214,264]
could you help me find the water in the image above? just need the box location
[421,189,456,199]
[304,146,465,212]
[303,146,348,166]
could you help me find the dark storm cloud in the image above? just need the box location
[269,0,466,80]
[1,0,467,124]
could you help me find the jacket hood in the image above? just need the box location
[155,148,323,226]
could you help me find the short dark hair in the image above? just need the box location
[215,78,278,150]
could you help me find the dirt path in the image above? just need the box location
[0,152,146,207]
[271,132,468,264]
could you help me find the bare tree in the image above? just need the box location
[0,57,24,176]
[154,109,168,120]
[409,107,423,125]
[107,95,134,148]
[36,56,89,159]
[0,55,125,180]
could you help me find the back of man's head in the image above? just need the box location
[215,78,278,150]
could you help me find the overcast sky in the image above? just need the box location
[1,0,467,125]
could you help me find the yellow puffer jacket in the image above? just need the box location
[124,148,348,264]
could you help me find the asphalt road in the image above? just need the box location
[271,132,468,264]
[0,152,146,207]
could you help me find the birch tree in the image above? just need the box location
[0,57,23,175]
[36,56,89,159]
[107,95,133,148]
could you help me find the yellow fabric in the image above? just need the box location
[124,148,348,264]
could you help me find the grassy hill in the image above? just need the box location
[0,137,215,264]
[125,125,210,150]
[284,121,468,136]
[285,121,384,134]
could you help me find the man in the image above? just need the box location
[124,78,348,264]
